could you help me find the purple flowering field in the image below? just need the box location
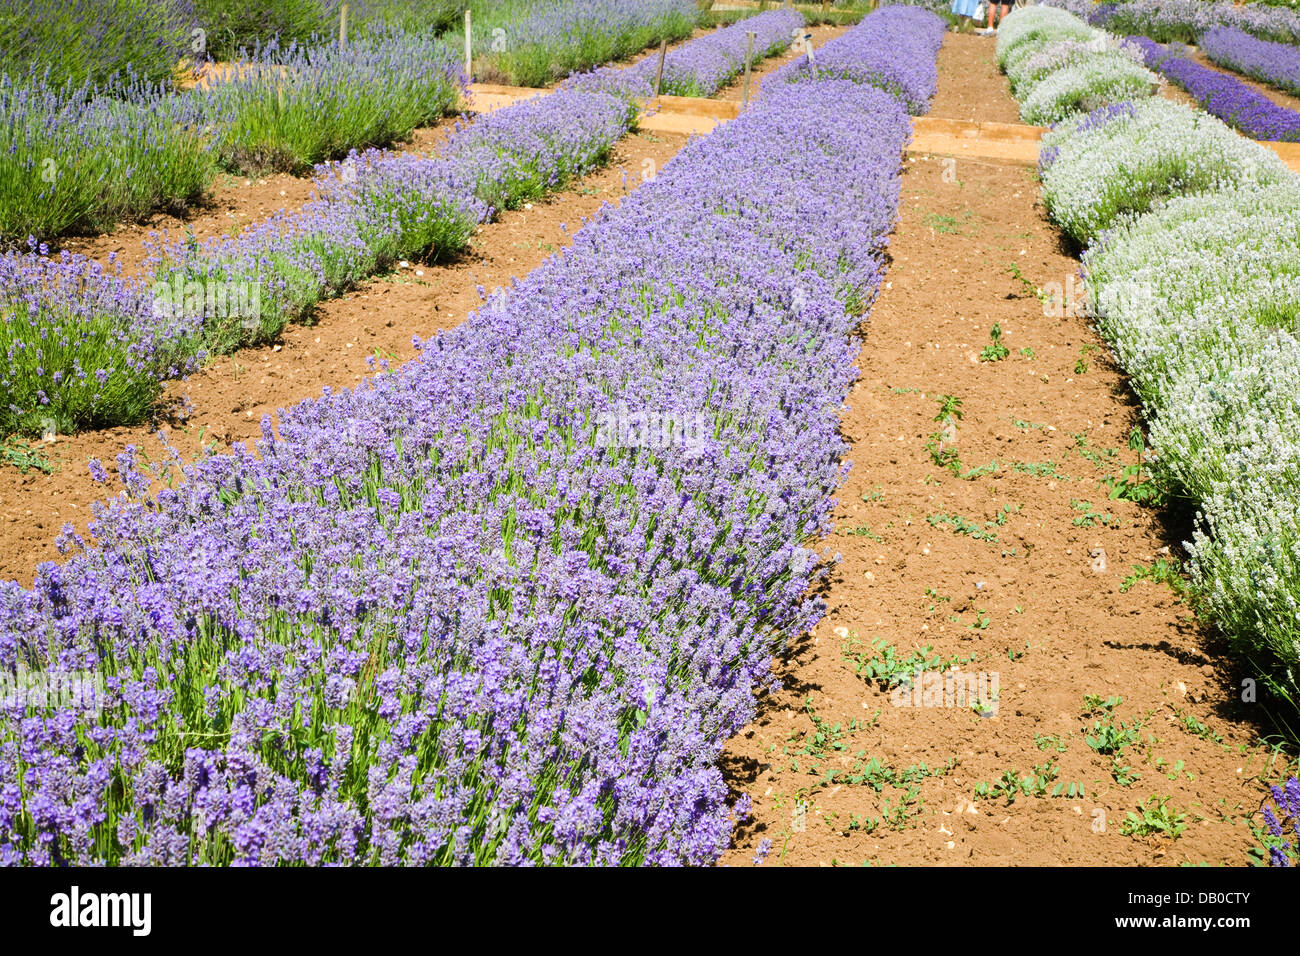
[1130,34,1300,141]
[1004,4,1300,867]
[566,8,805,98]
[1044,0,1300,46]
[1201,26,1300,98]
[0,0,701,245]
[0,7,946,866]
[3,0,1298,880]
[0,10,805,440]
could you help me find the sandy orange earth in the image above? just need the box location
[720,32,1295,867]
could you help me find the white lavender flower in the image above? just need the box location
[1040,97,1292,243]
[1018,52,1159,125]
[1083,181,1300,681]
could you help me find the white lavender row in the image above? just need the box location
[0,7,943,865]
[999,5,1300,718]
[1083,179,1300,713]
[994,7,1158,126]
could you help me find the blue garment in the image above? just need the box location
[952,0,981,17]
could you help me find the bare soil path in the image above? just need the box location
[721,32,1292,867]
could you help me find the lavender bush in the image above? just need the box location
[996,6,1100,70]
[1008,38,1112,96]
[151,88,628,352]
[1,16,782,432]
[770,4,946,114]
[1261,777,1300,866]
[566,9,803,99]
[0,11,935,865]
[201,30,466,175]
[1201,26,1300,98]
[1042,0,1300,46]
[0,86,624,431]
[1009,5,1300,728]
[1039,96,1291,243]
[1136,36,1300,142]
[1082,181,1300,709]
[0,242,198,437]
[0,0,195,90]
[194,0,465,61]
[0,28,464,243]
[995,9,1157,125]
[439,91,634,211]
[1095,0,1210,43]
[1018,48,1157,125]
[0,73,214,245]
[464,0,697,88]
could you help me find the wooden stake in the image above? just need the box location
[741,31,755,110]
[339,3,348,47]
[652,39,667,99]
[465,10,472,82]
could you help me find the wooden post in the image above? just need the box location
[652,39,667,98]
[741,31,755,110]
[464,10,472,82]
[339,3,348,47]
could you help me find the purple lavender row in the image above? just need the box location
[146,88,635,347]
[0,89,629,438]
[5,14,797,439]
[1044,0,1300,47]
[1200,26,1300,99]
[0,8,941,866]
[769,4,946,115]
[1131,35,1300,142]
[566,9,804,98]
[0,0,195,90]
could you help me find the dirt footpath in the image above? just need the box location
[722,33,1293,867]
